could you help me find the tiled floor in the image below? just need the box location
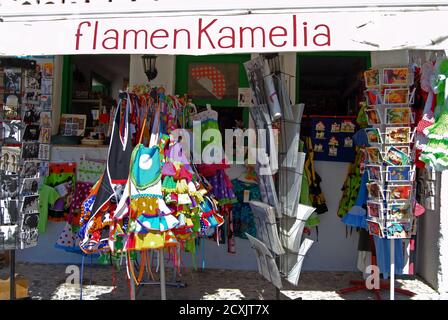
[0,262,441,300]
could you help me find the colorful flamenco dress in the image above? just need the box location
[125,106,179,251]
[420,59,448,171]
[79,93,133,254]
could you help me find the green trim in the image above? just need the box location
[61,55,73,114]
[175,54,251,127]
[295,51,371,104]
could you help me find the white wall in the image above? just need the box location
[417,171,441,290]
[438,171,448,294]
[129,55,175,93]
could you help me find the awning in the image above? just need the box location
[1,0,448,55]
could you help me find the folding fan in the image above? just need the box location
[191,65,226,100]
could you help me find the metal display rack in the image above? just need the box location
[244,54,314,299]
[0,57,53,300]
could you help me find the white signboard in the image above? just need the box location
[1,11,448,55]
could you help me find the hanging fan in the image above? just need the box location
[191,65,226,99]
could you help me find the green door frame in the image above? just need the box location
[60,55,74,114]
[295,51,372,104]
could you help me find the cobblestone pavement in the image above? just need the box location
[0,262,442,300]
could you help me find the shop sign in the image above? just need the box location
[1,10,448,55]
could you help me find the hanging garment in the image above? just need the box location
[337,148,364,218]
[37,184,60,233]
[298,140,320,228]
[79,95,133,254]
[231,179,260,239]
[341,170,368,229]
[304,137,328,214]
[126,103,179,251]
[421,107,448,171]
[373,236,404,279]
[90,94,133,218]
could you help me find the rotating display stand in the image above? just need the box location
[340,66,418,300]
[0,57,54,300]
[244,54,314,299]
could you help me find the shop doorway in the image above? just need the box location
[296,52,371,117]
[60,55,130,135]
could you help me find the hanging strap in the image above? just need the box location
[149,101,161,147]
[127,250,147,286]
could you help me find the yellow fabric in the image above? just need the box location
[134,231,165,250]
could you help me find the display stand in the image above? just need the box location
[390,240,395,300]
[338,236,415,299]
[1,57,54,301]
[10,249,15,300]
[243,54,313,300]
[128,248,187,300]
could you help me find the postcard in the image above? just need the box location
[366,108,381,125]
[367,201,384,219]
[386,165,412,182]
[21,161,42,178]
[367,219,384,237]
[38,143,50,161]
[21,195,39,213]
[365,128,383,144]
[365,89,382,106]
[384,147,409,166]
[366,164,382,181]
[385,127,411,144]
[385,107,412,125]
[364,69,380,88]
[40,111,52,127]
[21,142,40,160]
[39,127,51,144]
[388,202,412,220]
[22,124,40,141]
[385,221,412,239]
[20,178,40,196]
[384,88,410,105]
[367,182,384,199]
[382,67,411,86]
[388,184,412,201]
[366,147,382,164]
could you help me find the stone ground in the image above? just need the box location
[0,262,442,300]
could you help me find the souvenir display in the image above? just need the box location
[0,56,53,250]
[310,116,357,162]
[73,88,232,291]
[362,66,419,239]
[244,54,314,288]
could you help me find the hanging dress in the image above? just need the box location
[79,94,133,254]
[126,103,179,251]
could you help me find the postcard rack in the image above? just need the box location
[363,66,418,299]
[0,57,54,299]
